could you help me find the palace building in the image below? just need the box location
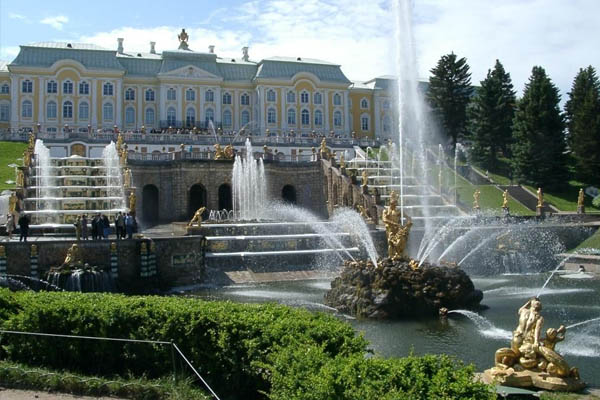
[0,30,397,140]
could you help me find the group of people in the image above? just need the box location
[74,212,137,241]
[4,213,30,242]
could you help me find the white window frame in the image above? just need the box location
[240,93,250,105]
[166,107,177,126]
[314,109,323,126]
[1,83,9,94]
[79,102,89,120]
[222,92,232,105]
[145,89,155,102]
[46,101,57,119]
[301,109,310,126]
[205,89,214,102]
[125,88,135,101]
[47,80,57,94]
[333,93,342,106]
[287,108,296,125]
[267,107,276,124]
[0,102,9,121]
[125,107,135,125]
[103,102,114,121]
[361,113,370,131]
[63,100,73,119]
[266,89,276,102]
[286,91,296,103]
[79,81,89,95]
[222,109,232,127]
[360,97,369,109]
[167,88,176,101]
[22,80,33,93]
[22,100,33,118]
[186,88,195,102]
[313,92,322,105]
[333,110,342,127]
[300,91,309,104]
[241,110,250,126]
[103,83,114,96]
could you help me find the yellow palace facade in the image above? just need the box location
[0,35,397,140]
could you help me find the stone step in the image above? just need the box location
[206,233,355,252]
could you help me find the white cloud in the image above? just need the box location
[40,15,69,30]
[9,13,26,20]
[0,46,20,61]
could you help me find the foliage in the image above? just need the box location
[468,60,516,169]
[564,66,600,185]
[427,53,474,149]
[511,66,568,189]
[0,141,28,191]
[594,195,600,208]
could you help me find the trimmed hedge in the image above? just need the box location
[0,289,493,400]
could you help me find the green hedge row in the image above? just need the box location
[0,289,493,400]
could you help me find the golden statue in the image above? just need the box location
[319,138,330,159]
[537,187,543,208]
[502,189,509,208]
[224,144,234,159]
[120,148,127,167]
[116,133,124,152]
[8,192,17,214]
[140,242,148,254]
[129,192,136,213]
[188,206,206,227]
[473,189,480,209]
[63,243,84,266]
[340,153,346,169]
[123,168,132,188]
[23,150,31,168]
[214,143,225,160]
[577,188,584,207]
[383,191,412,260]
[355,204,372,223]
[178,28,189,50]
[28,132,35,151]
[16,170,24,188]
[0,245,5,258]
[110,242,117,253]
[31,244,37,257]
[484,298,584,391]
[361,170,368,187]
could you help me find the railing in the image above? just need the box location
[128,150,319,163]
[0,329,221,400]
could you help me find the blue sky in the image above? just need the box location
[1,0,599,102]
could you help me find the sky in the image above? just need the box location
[1,0,599,102]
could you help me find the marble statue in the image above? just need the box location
[484,298,585,391]
[383,191,412,260]
[129,192,136,213]
[63,244,84,266]
[214,143,225,160]
[188,206,206,227]
[537,187,543,208]
[502,189,509,209]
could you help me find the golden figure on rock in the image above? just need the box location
[483,298,585,392]
[63,244,84,266]
[188,206,206,227]
[383,191,412,260]
[214,143,225,160]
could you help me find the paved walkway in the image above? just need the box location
[0,388,124,399]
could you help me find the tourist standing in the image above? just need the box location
[74,215,82,240]
[81,214,88,240]
[102,214,110,239]
[18,213,29,242]
[5,214,14,241]
[91,214,99,240]
[115,212,125,240]
[125,213,134,239]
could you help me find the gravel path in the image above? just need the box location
[0,388,125,400]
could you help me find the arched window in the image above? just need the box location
[103,102,113,121]
[301,109,310,125]
[360,98,369,109]
[125,107,135,125]
[0,103,9,121]
[63,80,73,94]
[167,88,176,101]
[241,110,250,126]
[63,101,73,119]
[333,93,341,105]
[205,89,214,102]
[300,91,309,104]
[125,88,135,101]
[186,108,196,126]
[383,115,391,133]
[145,108,155,125]
[1,83,9,94]
[46,101,57,119]
[282,185,297,204]
[145,89,155,101]
[103,82,113,96]
[205,108,214,126]
[79,102,89,120]
[286,91,295,103]
[47,80,57,94]
[222,92,232,105]
[287,108,296,125]
[223,109,232,127]
[186,88,195,102]
[240,93,250,105]
[333,111,342,127]
[314,109,323,126]
[361,114,370,131]
[313,92,322,104]
[267,108,276,124]
[22,80,32,93]
[167,107,176,126]
[79,81,89,95]
[266,89,276,102]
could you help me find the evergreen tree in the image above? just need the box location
[427,53,473,149]
[511,66,568,188]
[565,66,600,184]
[468,60,516,169]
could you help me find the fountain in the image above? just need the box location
[232,139,267,220]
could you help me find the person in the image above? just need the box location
[91,214,99,240]
[18,213,30,242]
[115,212,124,240]
[102,214,110,239]
[81,214,88,240]
[125,213,134,239]
[74,215,82,240]
[5,214,14,241]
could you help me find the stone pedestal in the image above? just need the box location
[577,205,585,214]
[482,367,585,392]
[536,206,544,217]
[502,207,510,216]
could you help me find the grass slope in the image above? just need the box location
[0,141,28,191]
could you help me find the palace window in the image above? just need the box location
[63,101,73,119]
[286,91,295,103]
[313,92,322,105]
[186,89,195,102]
[22,80,33,93]
[267,108,276,124]
[301,109,310,125]
[240,93,250,105]
[1,84,9,94]
[241,110,250,126]
[222,92,232,105]
[103,102,113,121]
[333,93,341,106]
[79,81,89,95]
[145,89,155,102]
[0,103,9,121]
[167,107,176,126]
[125,107,135,125]
[360,98,369,109]
[103,83,113,96]
[361,114,369,131]
[314,109,323,126]
[145,108,155,125]
[205,89,214,102]
[125,88,135,101]
[22,100,32,118]
[266,89,276,102]
[47,81,57,94]
[287,109,296,125]
[223,110,232,127]
[63,81,73,95]
[205,108,214,125]
[333,110,342,127]
[383,115,391,133]
[167,88,176,101]
[300,91,309,104]
[79,102,89,120]
[46,101,57,119]
[186,108,195,127]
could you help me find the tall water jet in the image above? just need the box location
[102,142,126,211]
[33,140,54,223]
[232,138,267,220]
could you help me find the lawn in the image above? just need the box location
[0,141,28,191]
[572,228,600,252]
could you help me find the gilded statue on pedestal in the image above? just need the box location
[473,189,480,210]
[129,192,136,213]
[8,192,17,214]
[120,148,127,167]
[502,189,509,209]
[355,204,372,223]
[63,244,85,266]
[16,170,25,188]
[537,187,543,208]
[224,144,234,159]
[483,298,585,391]
[116,133,124,152]
[28,132,35,151]
[188,206,206,228]
[23,150,31,168]
[361,170,368,187]
[577,188,584,207]
[123,168,132,188]
[382,191,412,260]
[214,143,225,160]
[319,138,330,159]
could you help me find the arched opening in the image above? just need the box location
[218,183,232,211]
[142,184,159,226]
[282,185,297,204]
[188,184,207,219]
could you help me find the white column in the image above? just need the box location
[159,85,167,121]
[91,79,97,127]
[374,95,381,138]
[177,85,183,126]
[258,86,265,135]
[281,87,287,131]
[137,86,143,129]
[233,90,239,131]
[38,78,44,124]
[116,80,123,127]
[344,91,350,137]
[10,75,19,129]
[324,90,329,132]
[215,86,222,126]
[199,87,205,124]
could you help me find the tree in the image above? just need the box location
[511,66,567,188]
[427,53,473,149]
[564,66,600,184]
[468,60,516,169]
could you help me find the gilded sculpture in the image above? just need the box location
[339,153,346,169]
[8,192,17,214]
[188,206,206,228]
[116,132,124,152]
[537,187,543,208]
[120,148,127,167]
[484,298,585,391]
[28,132,35,151]
[319,138,330,159]
[361,170,368,187]
[123,168,132,188]
[0,245,5,258]
[382,191,412,259]
[224,144,234,159]
[178,29,190,50]
[502,189,509,209]
[577,188,584,207]
[129,192,136,213]
[63,244,84,266]
[16,170,24,188]
[23,150,31,168]
[214,143,225,160]
[473,189,480,210]
[355,204,372,223]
